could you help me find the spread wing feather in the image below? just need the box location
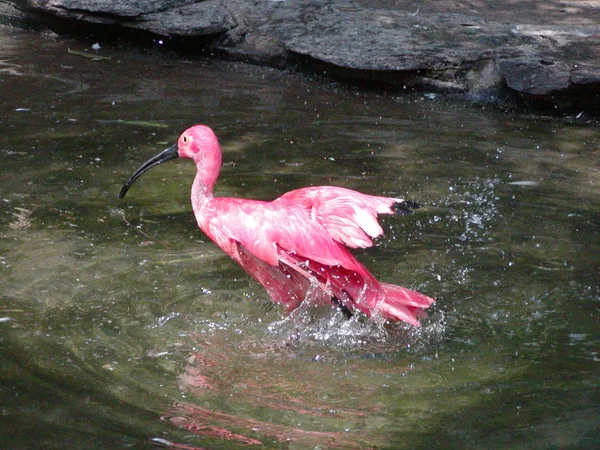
[274,186,407,248]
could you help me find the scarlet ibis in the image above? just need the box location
[119,125,434,325]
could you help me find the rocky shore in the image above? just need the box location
[6,0,600,114]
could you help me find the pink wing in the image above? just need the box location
[203,198,361,269]
[274,186,417,248]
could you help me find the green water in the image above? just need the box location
[1,25,599,449]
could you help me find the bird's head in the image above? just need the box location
[119,124,222,199]
[177,125,220,162]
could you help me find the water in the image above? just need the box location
[1,25,599,449]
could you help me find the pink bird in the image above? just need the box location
[119,125,434,325]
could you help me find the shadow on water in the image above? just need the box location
[1,25,599,449]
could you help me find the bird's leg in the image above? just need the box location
[330,296,353,319]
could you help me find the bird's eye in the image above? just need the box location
[182,135,188,144]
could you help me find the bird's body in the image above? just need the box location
[120,125,434,325]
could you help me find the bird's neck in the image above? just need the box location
[190,157,221,213]
[191,171,214,212]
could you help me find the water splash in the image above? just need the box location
[267,301,389,348]
[265,285,446,351]
[445,177,501,244]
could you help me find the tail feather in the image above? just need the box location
[269,244,434,326]
[377,302,422,326]
[377,282,435,325]
[381,282,435,307]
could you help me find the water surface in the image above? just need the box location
[1,26,599,449]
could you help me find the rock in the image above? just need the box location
[125,1,237,37]
[498,57,571,95]
[27,0,196,18]
[20,0,600,112]
[258,1,600,100]
[262,3,505,92]
[496,25,600,96]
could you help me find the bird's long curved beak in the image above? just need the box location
[119,144,179,199]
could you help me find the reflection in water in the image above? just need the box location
[0,25,599,449]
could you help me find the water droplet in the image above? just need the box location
[508,180,538,186]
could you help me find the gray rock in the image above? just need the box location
[21,0,600,111]
[125,1,237,37]
[257,1,600,100]
[27,0,196,18]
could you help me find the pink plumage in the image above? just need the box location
[120,125,434,326]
